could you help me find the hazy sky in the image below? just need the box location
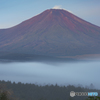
[0,0,100,29]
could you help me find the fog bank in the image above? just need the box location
[0,60,100,89]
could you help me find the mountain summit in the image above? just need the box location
[0,9,100,58]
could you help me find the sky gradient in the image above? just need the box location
[0,0,100,29]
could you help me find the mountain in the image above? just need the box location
[0,9,100,60]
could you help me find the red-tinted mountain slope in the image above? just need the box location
[0,9,100,57]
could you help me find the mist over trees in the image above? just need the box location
[0,80,100,100]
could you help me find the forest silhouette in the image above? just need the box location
[0,80,100,100]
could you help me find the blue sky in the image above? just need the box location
[0,0,100,29]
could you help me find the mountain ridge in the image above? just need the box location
[0,9,100,59]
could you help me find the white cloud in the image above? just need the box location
[52,5,73,14]
[52,5,62,9]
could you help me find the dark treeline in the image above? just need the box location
[0,80,100,100]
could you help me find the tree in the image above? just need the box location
[89,83,95,89]
[0,91,9,100]
[0,83,18,100]
[86,96,100,100]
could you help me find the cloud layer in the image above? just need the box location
[0,61,100,89]
[53,5,62,9]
